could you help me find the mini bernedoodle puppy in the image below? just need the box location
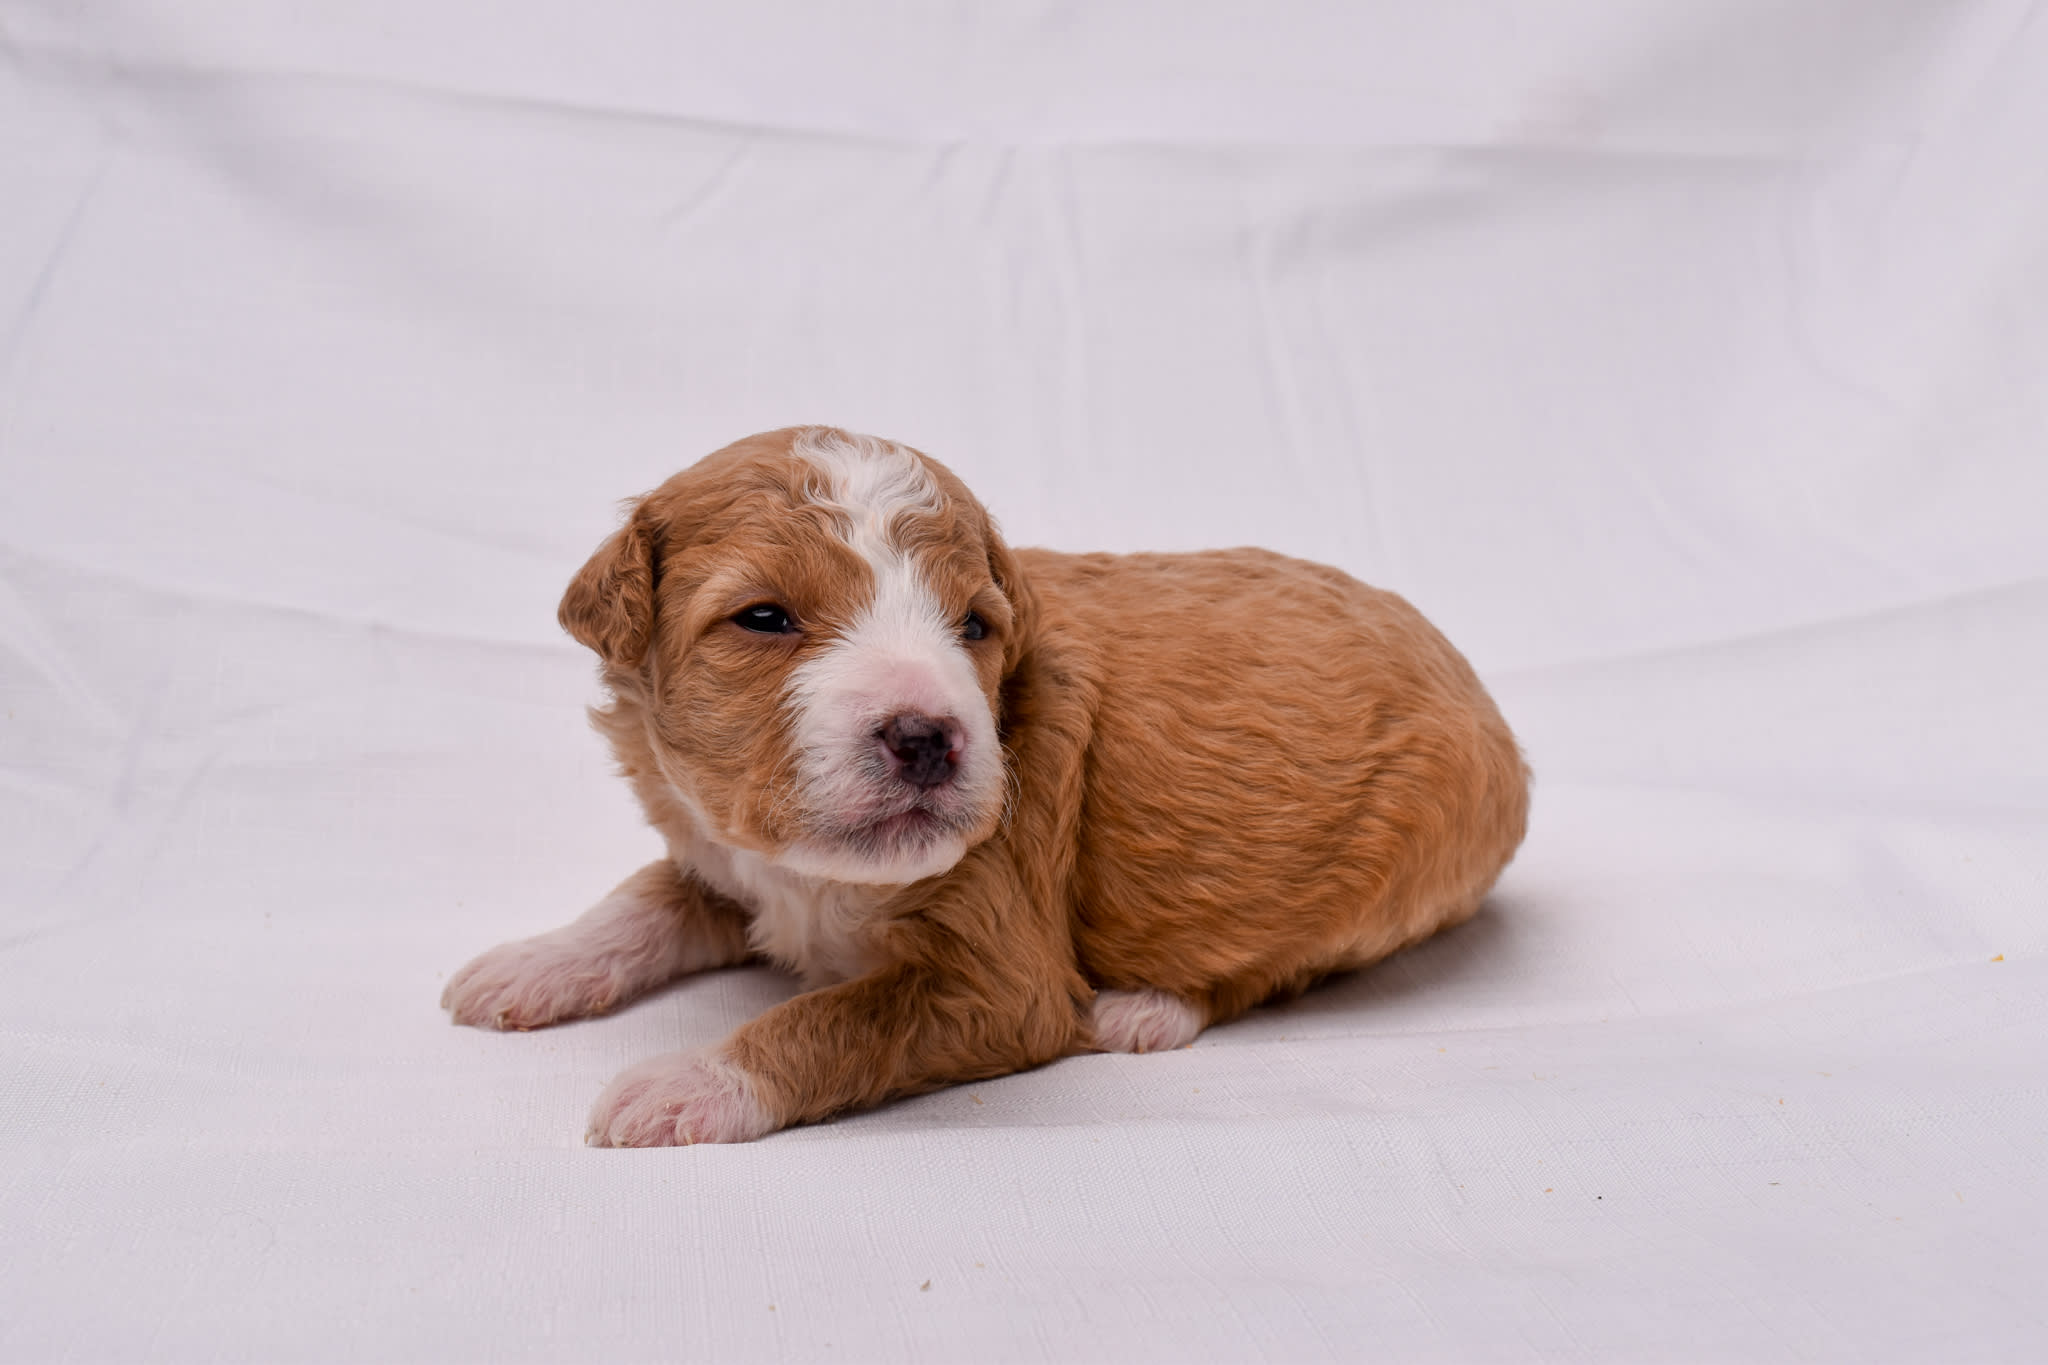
[444,427,1529,1145]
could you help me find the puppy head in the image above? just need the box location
[561,427,1033,886]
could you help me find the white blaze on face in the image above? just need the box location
[780,429,1002,885]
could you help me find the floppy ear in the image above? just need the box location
[985,523,1038,679]
[559,502,659,668]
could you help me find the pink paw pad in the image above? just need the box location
[586,1049,776,1147]
[1090,989,1205,1053]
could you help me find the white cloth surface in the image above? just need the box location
[4,3,2046,1360]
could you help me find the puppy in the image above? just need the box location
[443,427,1529,1145]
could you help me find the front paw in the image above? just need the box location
[441,938,631,1030]
[586,1049,777,1147]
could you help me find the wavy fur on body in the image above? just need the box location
[443,427,1529,1144]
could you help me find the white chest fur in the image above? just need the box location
[672,828,884,989]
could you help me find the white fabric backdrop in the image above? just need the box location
[3,3,2045,1360]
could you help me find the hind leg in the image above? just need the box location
[1088,988,1207,1053]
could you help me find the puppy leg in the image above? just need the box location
[443,861,749,1030]
[586,963,1080,1146]
[1088,988,1207,1053]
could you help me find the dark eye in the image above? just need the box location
[961,611,988,642]
[734,604,797,635]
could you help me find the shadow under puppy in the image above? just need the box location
[444,426,1530,1145]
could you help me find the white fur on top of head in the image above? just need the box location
[789,427,943,564]
[778,428,1002,886]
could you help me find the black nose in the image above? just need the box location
[878,714,959,788]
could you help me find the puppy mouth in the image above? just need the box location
[865,805,945,841]
[833,795,963,850]
[775,740,1000,883]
